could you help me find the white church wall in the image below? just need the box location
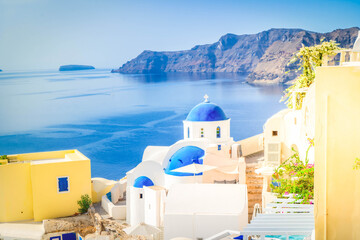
[128,186,145,226]
[142,146,170,164]
[126,161,165,188]
[144,186,166,228]
[183,119,232,144]
[164,174,202,189]
[126,186,131,224]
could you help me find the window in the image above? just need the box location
[50,237,61,240]
[58,176,69,193]
[216,126,221,138]
[272,131,278,136]
[140,193,143,199]
[187,127,190,138]
[218,145,221,150]
[201,128,204,138]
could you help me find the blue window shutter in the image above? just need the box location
[58,177,69,192]
[62,232,76,240]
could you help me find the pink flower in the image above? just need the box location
[306,164,314,169]
[285,191,289,195]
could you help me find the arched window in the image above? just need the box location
[200,128,204,138]
[216,126,221,138]
[187,127,190,138]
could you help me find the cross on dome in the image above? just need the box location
[204,94,209,103]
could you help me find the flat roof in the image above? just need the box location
[5,149,89,165]
[30,158,70,165]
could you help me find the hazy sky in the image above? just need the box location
[0,0,359,70]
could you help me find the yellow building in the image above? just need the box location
[0,149,91,222]
[315,41,360,238]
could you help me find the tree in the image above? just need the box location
[281,40,341,109]
[77,194,92,214]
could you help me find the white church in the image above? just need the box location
[101,95,249,239]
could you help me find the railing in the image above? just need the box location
[251,203,262,221]
[322,49,360,66]
[242,196,314,240]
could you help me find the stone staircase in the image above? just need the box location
[246,163,263,222]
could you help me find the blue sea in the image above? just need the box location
[0,69,286,180]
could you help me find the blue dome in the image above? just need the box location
[186,100,228,122]
[164,146,205,176]
[133,176,154,188]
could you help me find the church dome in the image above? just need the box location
[164,146,205,176]
[133,176,154,188]
[186,95,228,122]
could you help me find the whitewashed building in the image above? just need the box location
[258,84,315,208]
[121,95,248,238]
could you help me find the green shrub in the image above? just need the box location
[77,194,92,214]
[0,155,8,165]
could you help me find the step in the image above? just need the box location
[248,195,262,202]
[248,190,263,195]
[246,174,264,178]
[246,182,263,189]
[246,179,263,184]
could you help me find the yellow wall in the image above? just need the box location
[31,160,92,221]
[0,163,34,222]
[0,150,92,222]
[315,66,360,239]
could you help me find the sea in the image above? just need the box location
[0,69,286,180]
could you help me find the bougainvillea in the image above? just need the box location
[271,139,314,204]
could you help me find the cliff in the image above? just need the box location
[59,65,95,71]
[114,27,359,84]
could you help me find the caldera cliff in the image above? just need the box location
[114,27,359,84]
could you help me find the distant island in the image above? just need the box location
[112,27,359,84]
[59,65,95,71]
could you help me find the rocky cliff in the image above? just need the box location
[114,27,359,84]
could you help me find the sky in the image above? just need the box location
[0,0,359,71]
